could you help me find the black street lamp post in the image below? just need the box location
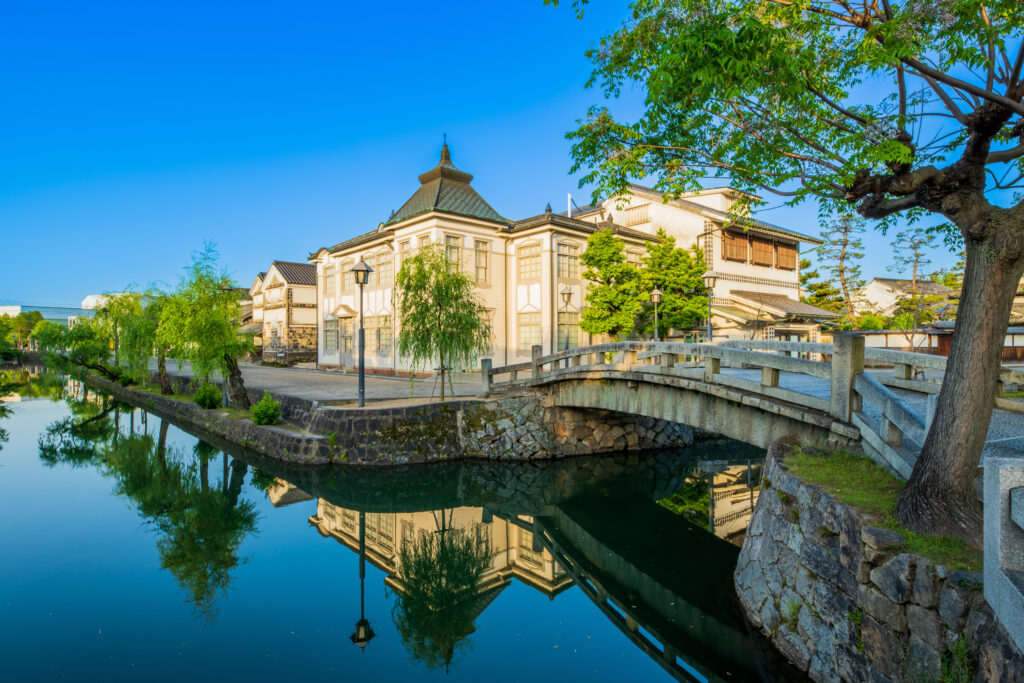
[350,261,373,408]
[650,287,662,342]
[350,510,375,651]
[560,287,572,367]
[701,271,719,343]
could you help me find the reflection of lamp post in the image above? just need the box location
[560,287,572,367]
[350,510,375,651]
[701,271,719,342]
[650,288,662,342]
[351,261,373,408]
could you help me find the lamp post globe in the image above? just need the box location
[650,288,662,342]
[350,261,374,407]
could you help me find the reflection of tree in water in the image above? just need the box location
[392,517,492,672]
[658,476,711,531]
[0,375,18,451]
[37,399,257,622]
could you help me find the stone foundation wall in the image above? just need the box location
[735,439,1024,682]
[85,372,692,467]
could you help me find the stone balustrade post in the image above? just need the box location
[830,333,865,422]
[704,356,720,382]
[984,458,1024,654]
[531,345,543,380]
[481,358,492,394]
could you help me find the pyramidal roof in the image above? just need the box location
[383,144,506,226]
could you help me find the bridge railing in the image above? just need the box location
[720,338,1024,415]
[483,337,863,423]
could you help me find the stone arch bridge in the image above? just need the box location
[483,337,1024,478]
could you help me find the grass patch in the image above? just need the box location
[787,448,982,571]
[1003,390,1024,399]
[135,385,193,402]
[849,609,864,652]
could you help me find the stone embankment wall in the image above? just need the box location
[86,373,692,466]
[735,439,1024,682]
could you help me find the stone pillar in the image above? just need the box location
[531,344,543,380]
[830,333,865,421]
[984,458,1024,654]
[481,358,492,395]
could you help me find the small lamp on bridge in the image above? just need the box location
[650,287,662,342]
[560,287,573,366]
[701,270,719,343]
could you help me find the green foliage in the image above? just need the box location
[93,292,142,366]
[158,243,253,387]
[8,311,43,349]
[799,258,844,319]
[394,243,491,399]
[658,476,710,530]
[849,609,864,652]
[193,384,223,410]
[941,635,973,683]
[855,312,887,330]
[579,229,642,339]
[392,524,492,671]
[787,448,981,570]
[248,467,277,492]
[818,214,866,327]
[0,315,18,359]
[120,289,171,384]
[784,599,801,633]
[637,229,708,337]
[250,391,281,425]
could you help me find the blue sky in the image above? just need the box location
[0,1,960,306]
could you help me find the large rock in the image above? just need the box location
[860,614,903,678]
[869,553,914,604]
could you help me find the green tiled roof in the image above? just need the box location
[383,144,506,226]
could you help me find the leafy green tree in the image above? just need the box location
[94,292,142,367]
[932,250,967,291]
[553,0,1024,541]
[819,214,866,327]
[799,259,843,315]
[159,245,254,408]
[855,312,887,331]
[0,315,16,359]
[394,243,491,400]
[579,229,642,340]
[11,311,43,349]
[392,523,492,672]
[637,229,707,338]
[33,318,123,382]
[121,289,174,393]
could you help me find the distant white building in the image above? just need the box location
[81,294,109,310]
[853,278,955,317]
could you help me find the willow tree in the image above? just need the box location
[121,289,174,394]
[394,243,491,400]
[555,0,1024,543]
[159,245,254,408]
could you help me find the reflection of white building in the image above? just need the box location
[309,502,572,599]
[266,479,314,508]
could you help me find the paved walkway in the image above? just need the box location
[162,360,482,402]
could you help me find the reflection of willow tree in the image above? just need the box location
[0,376,17,451]
[658,476,711,531]
[392,520,492,672]
[38,404,257,622]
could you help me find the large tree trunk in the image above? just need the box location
[157,349,173,395]
[896,239,1024,544]
[156,419,169,468]
[222,355,250,409]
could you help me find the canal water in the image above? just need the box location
[0,369,802,682]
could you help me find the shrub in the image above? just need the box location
[193,384,222,409]
[250,391,281,425]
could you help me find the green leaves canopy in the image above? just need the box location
[580,229,643,339]
[394,243,491,381]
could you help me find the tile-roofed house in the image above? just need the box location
[249,261,318,362]
[853,278,956,317]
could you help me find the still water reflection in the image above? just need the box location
[0,370,800,682]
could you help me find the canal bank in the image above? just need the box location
[79,370,693,466]
[735,438,1024,682]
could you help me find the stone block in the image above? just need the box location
[774,626,811,671]
[906,604,943,650]
[862,526,904,552]
[939,584,968,631]
[911,557,939,609]
[835,643,870,683]
[858,584,907,631]
[860,614,903,678]
[869,553,914,604]
[905,635,942,681]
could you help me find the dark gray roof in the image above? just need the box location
[272,261,317,286]
[627,184,821,244]
[383,144,506,227]
[871,278,954,296]
[326,228,394,255]
[730,290,839,319]
[512,211,659,242]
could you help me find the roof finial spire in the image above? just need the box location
[441,133,450,163]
